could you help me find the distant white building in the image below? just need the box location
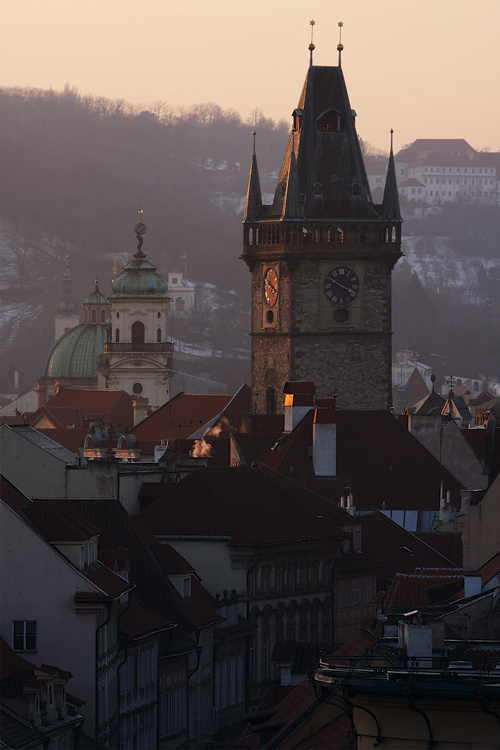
[394,139,499,205]
[167,272,195,314]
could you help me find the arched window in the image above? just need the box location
[100,309,105,322]
[156,328,161,342]
[131,321,145,347]
[175,297,185,312]
[91,309,96,323]
[317,109,345,132]
[115,328,120,343]
[84,310,88,323]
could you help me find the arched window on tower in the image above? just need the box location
[157,328,161,342]
[84,310,88,323]
[115,328,120,343]
[91,309,96,323]
[100,309,105,322]
[131,321,145,347]
[317,109,345,132]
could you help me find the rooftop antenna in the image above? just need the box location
[309,20,315,66]
[337,21,344,66]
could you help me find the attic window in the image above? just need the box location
[313,182,322,198]
[317,109,345,132]
[293,109,302,131]
[182,577,191,598]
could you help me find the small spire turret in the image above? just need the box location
[337,21,344,66]
[382,129,402,221]
[309,20,315,67]
[243,131,263,222]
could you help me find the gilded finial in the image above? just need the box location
[309,20,315,66]
[95,274,99,289]
[252,129,256,156]
[337,21,344,66]
[390,128,394,153]
[113,257,117,276]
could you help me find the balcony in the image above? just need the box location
[104,342,174,353]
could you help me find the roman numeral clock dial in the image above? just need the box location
[324,266,359,306]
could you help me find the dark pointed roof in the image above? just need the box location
[242,138,263,222]
[260,65,379,221]
[382,134,402,221]
[281,138,303,219]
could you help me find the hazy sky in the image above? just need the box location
[2,0,499,153]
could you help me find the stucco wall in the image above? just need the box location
[0,503,99,735]
[165,540,246,596]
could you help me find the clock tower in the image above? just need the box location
[242,44,402,414]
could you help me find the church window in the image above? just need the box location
[317,109,345,132]
[116,312,120,319]
[157,311,161,319]
[100,309,105,322]
[172,278,178,285]
[157,328,162,342]
[133,383,143,395]
[84,310,88,323]
[91,309,96,323]
[313,182,322,197]
[336,228,344,242]
[116,328,120,342]
[131,321,145,347]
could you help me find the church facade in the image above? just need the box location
[242,56,402,414]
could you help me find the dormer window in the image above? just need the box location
[317,109,345,132]
[182,577,191,597]
[293,108,303,131]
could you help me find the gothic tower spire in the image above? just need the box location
[382,129,402,221]
[242,33,402,415]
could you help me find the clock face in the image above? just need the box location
[324,266,359,306]
[264,267,278,307]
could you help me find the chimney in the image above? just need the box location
[283,381,316,432]
[132,396,149,426]
[313,398,337,477]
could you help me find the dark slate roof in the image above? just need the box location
[408,389,446,415]
[242,149,262,222]
[259,410,464,511]
[0,475,31,511]
[119,601,174,638]
[414,532,463,566]
[338,512,457,585]
[395,139,475,162]
[255,65,379,221]
[6,425,79,465]
[68,499,221,631]
[139,464,352,547]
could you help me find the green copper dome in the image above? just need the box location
[111,256,168,299]
[84,284,109,305]
[42,324,107,380]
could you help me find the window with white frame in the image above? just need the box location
[13,621,36,651]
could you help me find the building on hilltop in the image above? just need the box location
[242,45,402,414]
[167,271,195,314]
[394,138,498,205]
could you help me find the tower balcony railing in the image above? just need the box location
[243,221,401,247]
[104,342,174,353]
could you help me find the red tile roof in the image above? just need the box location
[119,601,174,638]
[139,465,351,547]
[383,572,469,613]
[82,564,133,599]
[0,636,35,679]
[413,533,463,566]
[293,713,351,749]
[68,499,221,631]
[0,475,30,511]
[23,501,102,542]
[39,389,134,431]
[259,410,464,511]
[133,392,235,441]
[338,512,458,585]
[151,544,195,575]
[478,550,500,587]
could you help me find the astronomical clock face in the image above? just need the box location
[264,267,278,307]
[323,266,359,306]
